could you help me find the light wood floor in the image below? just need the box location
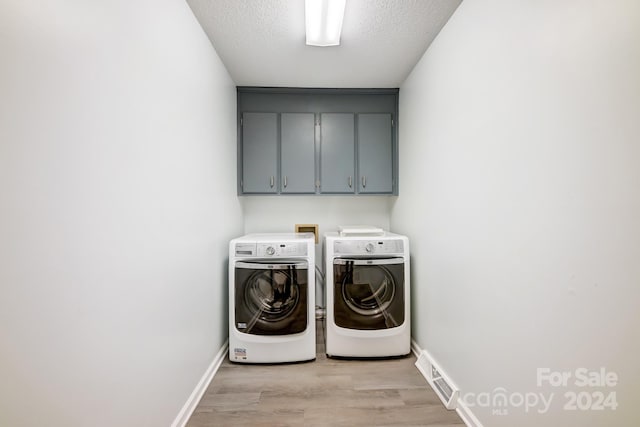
[187,320,465,426]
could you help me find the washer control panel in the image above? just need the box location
[333,239,404,255]
[235,242,308,257]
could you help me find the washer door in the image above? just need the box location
[235,261,308,335]
[333,258,404,330]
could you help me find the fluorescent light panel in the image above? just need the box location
[305,0,346,47]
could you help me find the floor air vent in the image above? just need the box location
[415,351,459,410]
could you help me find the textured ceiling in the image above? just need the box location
[187,0,462,88]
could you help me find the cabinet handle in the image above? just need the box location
[283,176,288,188]
[362,176,366,188]
[270,176,274,188]
[348,176,352,188]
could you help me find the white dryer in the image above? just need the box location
[229,233,315,363]
[324,230,410,358]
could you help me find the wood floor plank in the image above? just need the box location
[186,320,465,426]
[258,388,406,411]
[193,392,261,412]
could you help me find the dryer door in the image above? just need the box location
[333,257,405,330]
[235,260,308,335]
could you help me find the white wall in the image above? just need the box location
[242,196,391,237]
[0,1,242,426]
[392,1,640,426]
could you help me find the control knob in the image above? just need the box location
[365,243,375,253]
[265,246,276,256]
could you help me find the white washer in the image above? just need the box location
[324,231,410,358]
[229,233,315,363]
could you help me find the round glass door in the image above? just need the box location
[244,269,300,322]
[341,266,395,316]
[333,258,405,330]
[235,261,308,335]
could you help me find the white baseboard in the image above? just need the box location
[456,398,485,427]
[171,340,228,427]
[411,339,484,427]
[410,338,422,358]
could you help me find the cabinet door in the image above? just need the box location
[358,113,393,194]
[320,113,355,193]
[281,113,316,194]
[241,113,278,193]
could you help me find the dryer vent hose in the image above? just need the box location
[315,264,325,311]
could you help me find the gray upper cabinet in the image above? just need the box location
[241,112,278,193]
[320,113,355,194]
[281,113,316,194]
[357,113,393,194]
[237,88,398,195]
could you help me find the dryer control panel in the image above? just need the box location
[235,242,308,257]
[333,239,404,255]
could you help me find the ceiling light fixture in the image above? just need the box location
[305,0,346,47]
